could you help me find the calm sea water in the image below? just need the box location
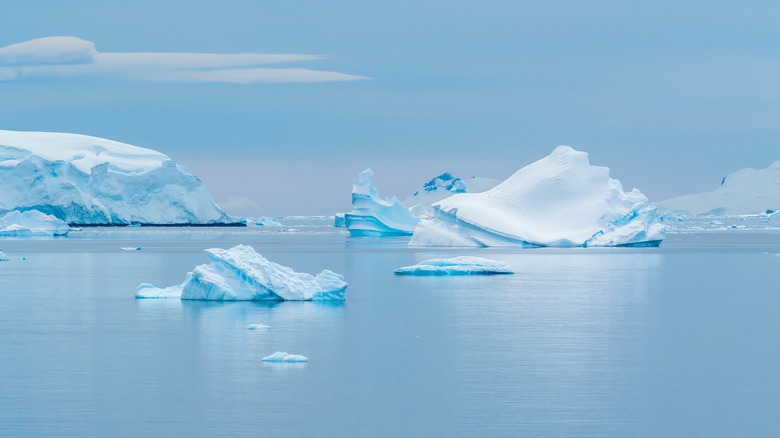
[1,228,779,437]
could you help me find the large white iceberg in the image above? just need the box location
[409,146,665,247]
[0,210,70,236]
[660,160,780,216]
[345,169,419,237]
[0,129,234,225]
[135,244,347,301]
[394,256,514,276]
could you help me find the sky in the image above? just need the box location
[1,0,778,215]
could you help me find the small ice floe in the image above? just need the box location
[135,283,183,299]
[394,256,514,276]
[0,251,8,261]
[261,352,308,363]
[121,246,142,251]
[247,324,270,330]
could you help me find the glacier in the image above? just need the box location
[394,256,514,276]
[659,160,780,216]
[135,244,347,301]
[0,210,70,236]
[261,352,308,363]
[345,169,419,237]
[0,129,234,225]
[409,146,665,247]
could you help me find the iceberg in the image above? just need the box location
[0,210,70,236]
[253,217,283,227]
[394,256,514,276]
[0,129,235,225]
[333,213,346,228]
[345,169,419,237]
[409,146,665,247]
[247,324,270,330]
[403,173,500,207]
[659,160,780,216]
[261,352,308,363]
[135,244,347,301]
[0,250,8,261]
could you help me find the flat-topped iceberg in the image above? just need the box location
[261,352,308,363]
[0,129,233,225]
[345,169,419,237]
[0,210,70,236]
[135,244,347,301]
[394,256,514,276]
[409,146,665,247]
[660,160,780,216]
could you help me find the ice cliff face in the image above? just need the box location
[409,146,665,247]
[345,169,419,237]
[136,244,347,301]
[660,160,780,216]
[0,130,233,225]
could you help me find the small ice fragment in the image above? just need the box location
[261,352,308,363]
[135,283,183,299]
[0,251,8,261]
[394,256,514,276]
[247,324,270,330]
[121,247,142,251]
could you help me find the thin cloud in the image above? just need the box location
[0,36,368,83]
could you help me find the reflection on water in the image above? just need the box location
[1,231,779,436]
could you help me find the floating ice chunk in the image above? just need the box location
[345,169,419,237]
[333,213,346,228]
[394,256,514,276]
[0,129,235,225]
[135,244,347,301]
[121,246,142,251]
[261,352,308,363]
[409,146,665,247]
[247,323,270,330]
[135,282,183,299]
[254,217,283,226]
[0,250,8,261]
[403,173,500,212]
[0,210,70,236]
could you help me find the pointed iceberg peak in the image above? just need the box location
[352,168,380,198]
[345,168,419,237]
[419,172,467,195]
[410,146,665,247]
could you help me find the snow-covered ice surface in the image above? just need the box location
[261,352,308,363]
[661,212,780,234]
[410,146,665,247]
[660,160,780,216]
[394,256,514,276]
[0,210,70,236]
[0,129,232,225]
[251,217,283,227]
[136,244,347,301]
[345,169,419,237]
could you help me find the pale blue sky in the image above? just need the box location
[1,1,778,215]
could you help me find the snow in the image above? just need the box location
[135,244,347,301]
[0,210,70,236]
[345,169,419,237]
[660,160,780,216]
[247,324,270,330]
[403,173,500,207]
[0,251,8,261]
[0,129,233,225]
[409,146,665,247]
[261,352,308,363]
[394,256,514,276]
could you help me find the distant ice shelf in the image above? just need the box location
[409,146,665,247]
[135,244,347,301]
[394,256,514,276]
